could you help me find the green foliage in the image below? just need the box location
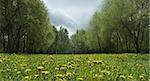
[71,0,149,53]
[71,30,90,53]
[0,0,55,53]
[48,26,72,54]
[0,0,149,53]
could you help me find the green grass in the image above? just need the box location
[0,53,149,81]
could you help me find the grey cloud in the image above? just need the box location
[44,0,102,35]
[44,0,101,8]
[49,9,77,29]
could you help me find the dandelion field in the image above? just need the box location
[0,54,149,81]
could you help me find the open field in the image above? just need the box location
[0,54,149,81]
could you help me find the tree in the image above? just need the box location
[71,30,90,53]
[0,0,55,53]
[89,0,149,53]
[48,26,71,54]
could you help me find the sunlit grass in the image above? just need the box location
[0,53,149,81]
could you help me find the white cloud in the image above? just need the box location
[49,9,77,27]
[43,0,103,35]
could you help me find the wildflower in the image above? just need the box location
[14,69,17,71]
[77,77,83,81]
[6,69,11,72]
[2,58,7,61]
[25,76,29,79]
[55,68,59,70]
[37,66,44,71]
[67,65,73,68]
[113,66,116,69]
[56,74,64,77]
[95,74,98,77]
[56,78,67,81]
[128,76,133,79]
[60,67,65,70]
[136,64,144,67]
[42,71,50,75]
[42,61,48,64]
[71,64,76,67]
[34,74,39,78]
[139,75,144,79]
[24,76,31,79]
[62,64,67,67]
[17,71,21,74]
[20,64,27,67]
[0,59,2,63]
[92,60,103,64]
[98,75,105,80]
[62,79,67,81]
[119,75,125,79]
[25,69,31,72]
[66,72,71,76]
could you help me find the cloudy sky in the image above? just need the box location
[43,0,103,35]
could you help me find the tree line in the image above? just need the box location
[0,0,149,54]
[71,0,149,53]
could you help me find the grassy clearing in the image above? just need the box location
[0,53,149,81]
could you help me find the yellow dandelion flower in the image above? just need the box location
[71,64,76,67]
[120,75,125,79]
[56,78,66,81]
[77,78,83,81]
[0,59,3,63]
[17,71,21,74]
[20,64,27,67]
[42,71,50,75]
[25,69,31,72]
[66,72,71,76]
[25,76,29,79]
[95,74,98,77]
[62,79,67,81]
[139,75,144,79]
[34,74,39,77]
[56,74,64,77]
[128,76,133,79]
[24,76,31,79]
[98,75,105,80]
[55,68,59,70]
[14,69,17,71]
[37,66,44,71]
[60,67,65,70]
[62,64,67,67]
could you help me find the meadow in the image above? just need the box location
[0,53,149,81]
